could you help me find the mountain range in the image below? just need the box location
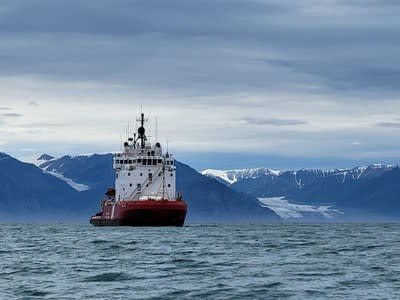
[202,165,400,221]
[1,151,399,223]
[0,152,278,223]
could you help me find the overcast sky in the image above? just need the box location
[1,0,400,170]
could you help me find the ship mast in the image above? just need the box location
[160,157,170,200]
[135,113,147,149]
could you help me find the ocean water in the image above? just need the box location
[1,224,400,299]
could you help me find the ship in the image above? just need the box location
[90,112,187,226]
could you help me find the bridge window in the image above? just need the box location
[158,159,162,163]
[143,159,147,165]
[153,159,157,165]
[147,159,152,165]
[137,159,141,163]
[128,160,132,164]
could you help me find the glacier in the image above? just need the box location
[47,171,90,192]
[258,197,343,219]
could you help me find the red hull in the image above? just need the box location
[90,199,187,226]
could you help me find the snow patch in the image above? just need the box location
[356,166,368,179]
[47,171,90,192]
[71,152,111,158]
[258,197,343,219]
[201,169,238,184]
[342,172,347,183]
[22,153,56,166]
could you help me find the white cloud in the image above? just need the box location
[0,1,399,166]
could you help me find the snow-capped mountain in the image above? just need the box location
[202,164,400,220]
[30,153,115,192]
[200,164,398,188]
[201,168,282,185]
[5,152,400,221]
[23,153,90,191]
[33,154,55,166]
[0,152,93,221]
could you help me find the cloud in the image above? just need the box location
[0,107,11,110]
[0,1,399,167]
[18,122,64,128]
[1,113,22,118]
[240,117,307,126]
[376,122,400,128]
[19,148,39,152]
[23,130,42,135]
[0,0,399,99]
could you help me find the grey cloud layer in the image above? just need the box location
[376,122,400,128]
[1,1,400,165]
[240,117,307,126]
[0,0,399,98]
[1,113,22,118]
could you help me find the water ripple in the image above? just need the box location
[1,224,400,299]
[83,272,131,282]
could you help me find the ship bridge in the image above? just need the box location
[113,113,176,202]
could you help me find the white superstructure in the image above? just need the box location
[113,113,176,201]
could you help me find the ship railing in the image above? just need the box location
[126,167,163,200]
